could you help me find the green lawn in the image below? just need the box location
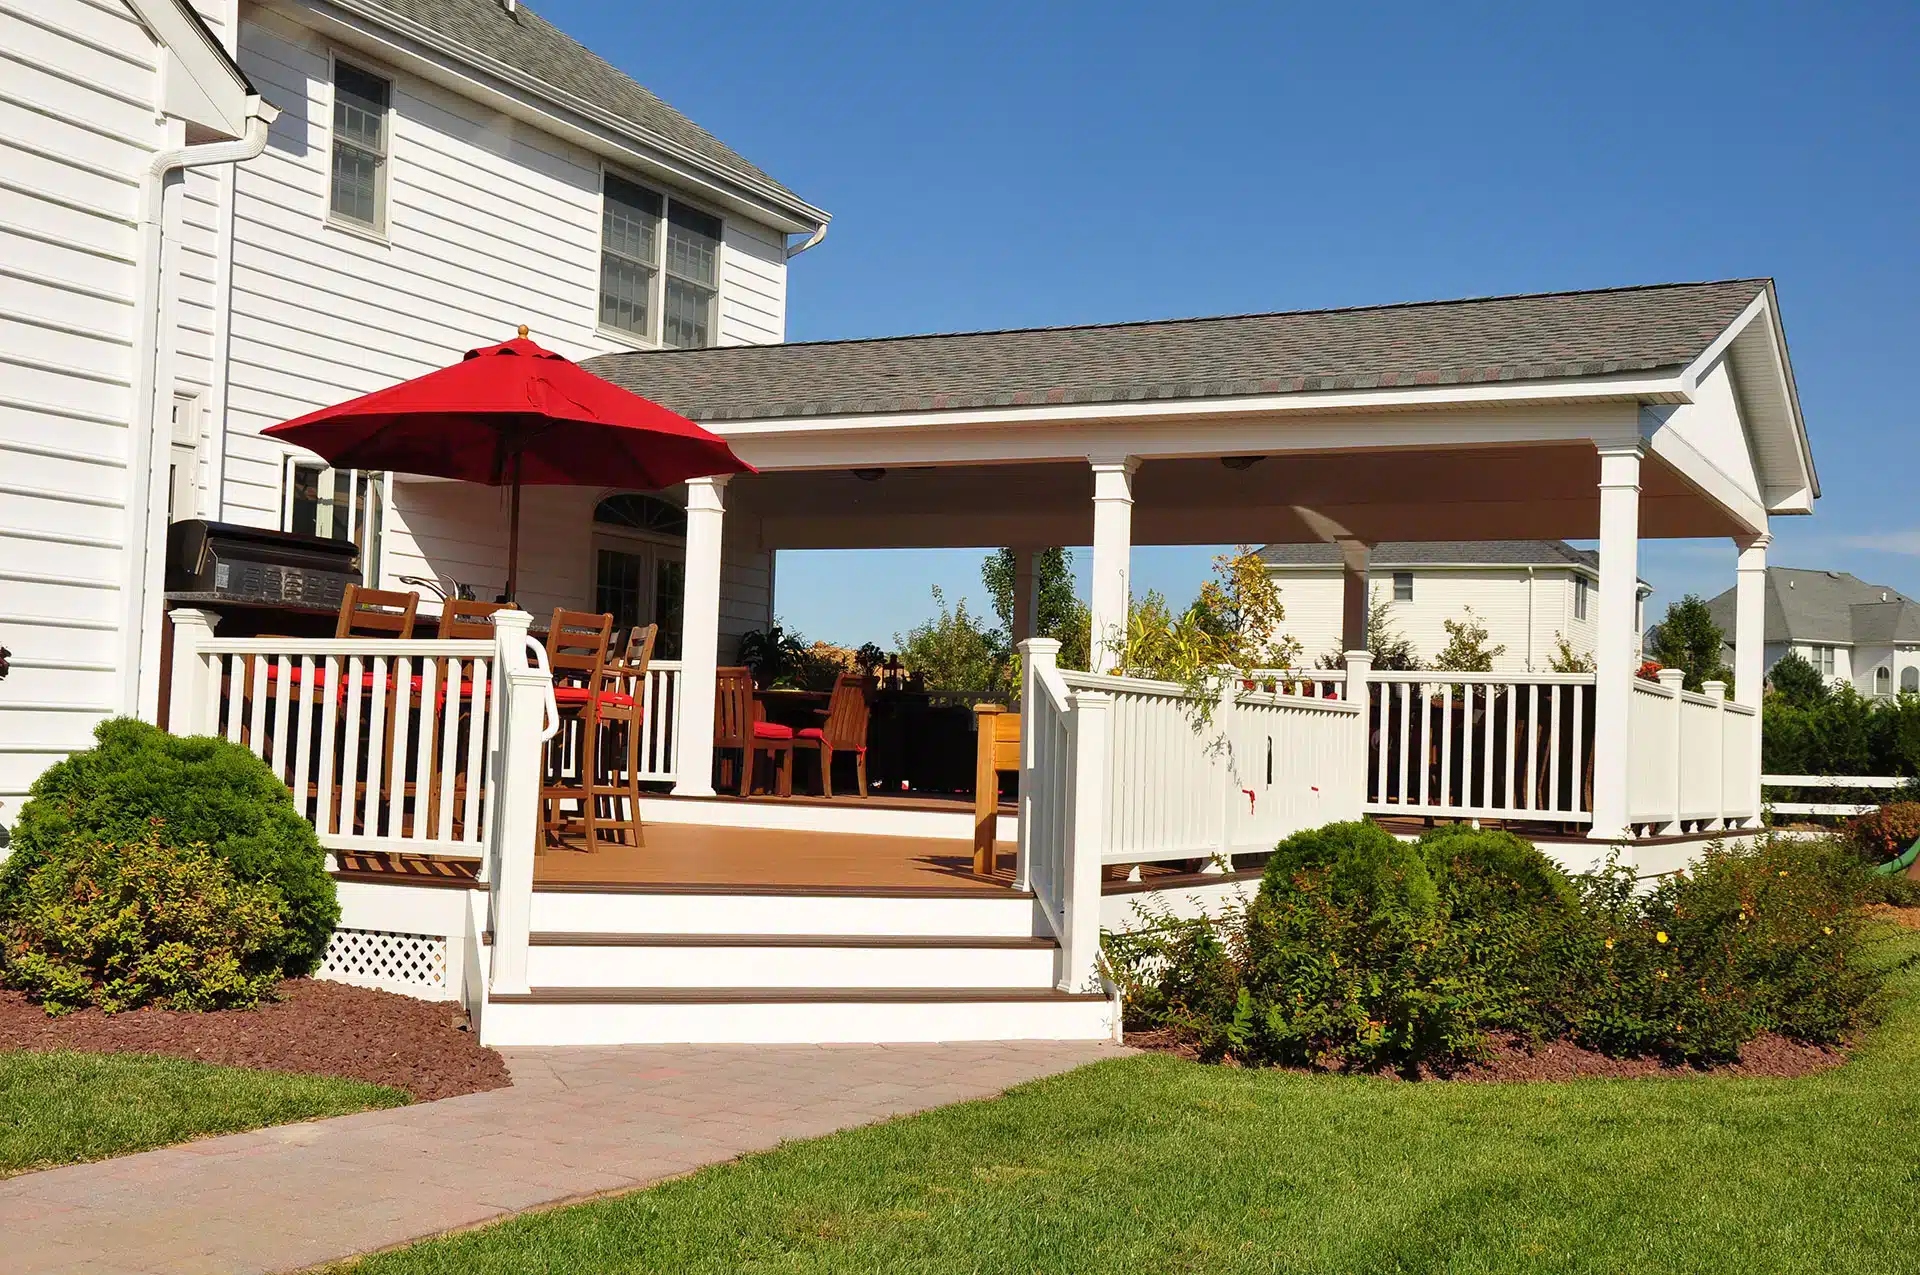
[0,1050,406,1177]
[339,934,1920,1275]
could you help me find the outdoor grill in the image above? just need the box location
[165,520,360,609]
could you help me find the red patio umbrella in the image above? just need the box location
[264,328,750,600]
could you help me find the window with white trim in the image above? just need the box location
[1810,644,1836,677]
[283,460,386,585]
[330,61,390,231]
[1877,665,1893,695]
[1392,571,1413,602]
[1573,575,1589,621]
[168,390,203,522]
[600,173,721,348]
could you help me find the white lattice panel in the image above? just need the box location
[320,928,450,1000]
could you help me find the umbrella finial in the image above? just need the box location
[517,324,529,339]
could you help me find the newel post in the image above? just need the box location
[1014,637,1060,893]
[1344,649,1374,813]
[1061,685,1110,993]
[487,609,543,999]
[1703,679,1729,830]
[166,608,219,735]
[1656,667,1685,835]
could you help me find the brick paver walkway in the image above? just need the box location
[0,1041,1125,1275]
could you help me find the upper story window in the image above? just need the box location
[1810,644,1836,677]
[1573,575,1589,621]
[1392,571,1414,602]
[330,61,391,232]
[601,172,721,348]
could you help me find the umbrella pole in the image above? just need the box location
[505,452,522,603]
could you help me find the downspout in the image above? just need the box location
[122,97,278,718]
[785,221,830,259]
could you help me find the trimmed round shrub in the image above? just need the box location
[0,718,337,974]
[1418,824,1579,918]
[2,829,288,1013]
[1259,819,1437,916]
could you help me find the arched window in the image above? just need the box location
[1876,665,1893,695]
[1904,667,1919,694]
[594,493,687,538]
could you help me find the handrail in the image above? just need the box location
[521,636,561,741]
[1369,669,1598,686]
[1033,661,1072,714]
[198,637,498,657]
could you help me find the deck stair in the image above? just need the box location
[477,884,1115,1046]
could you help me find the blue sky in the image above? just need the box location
[547,0,1919,647]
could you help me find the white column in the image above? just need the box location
[1087,458,1138,675]
[1014,636,1060,893]
[165,608,219,735]
[1338,539,1371,656]
[1589,443,1642,841]
[1012,548,1040,648]
[1344,648,1374,809]
[1733,531,1770,709]
[673,475,728,797]
[486,608,542,999]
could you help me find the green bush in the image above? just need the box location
[1260,819,1438,916]
[0,719,336,974]
[1,830,288,1013]
[1846,803,1920,865]
[1115,820,1892,1072]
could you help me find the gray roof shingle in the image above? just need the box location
[338,0,816,216]
[584,279,1770,422]
[1704,568,1920,647]
[1259,540,1600,570]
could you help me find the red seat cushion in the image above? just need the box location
[794,727,864,751]
[752,720,794,740]
[552,685,635,709]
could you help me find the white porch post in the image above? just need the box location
[1338,539,1371,656]
[1733,530,1769,827]
[1012,548,1040,648]
[1589,443,1643,841]
[1733,531,1770,709]
[165,608,218,734]
[1088,458,1137,674]
[673,475,728,797]
[1344,647,1374,804]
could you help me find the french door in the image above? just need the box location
[594,534,685,658]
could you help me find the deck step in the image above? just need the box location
[479,986,1114,1046]
[518,932,1059,990]
[528,887,1045,937]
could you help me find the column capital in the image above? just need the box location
[1594,439,1646,460]
[685,474,729,513]
[1735,530,1773,553]
[1087,455,1141,477]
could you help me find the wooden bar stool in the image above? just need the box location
[540,609,613,850]
[586,624,656,848]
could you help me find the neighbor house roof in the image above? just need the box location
[583,279,1770,422]
[329,0,820,223]
[1259,540,1601,572]
[1704,568,1920,647]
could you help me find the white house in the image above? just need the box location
[1259,539,1652,671]
[1704,567,1920,698]
[1,0,830,814]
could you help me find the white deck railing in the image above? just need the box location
[1361,671,1596,825]
[1627,670,1758,833]
[633,660,682,783]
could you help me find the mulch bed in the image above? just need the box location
[0,979,510,1102]
[1125,1028,1848,1082]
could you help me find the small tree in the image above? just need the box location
[1315,593,1417,671]
[895,587,1010,697]
[1768,650,1829,708]
[981,548,1091,672]
[1547,632,1596,674]
[1432,609,1506,673]
[1647,594,1732,693]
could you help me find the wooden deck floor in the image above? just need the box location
[534,824,1016,892]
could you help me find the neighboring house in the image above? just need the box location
[1,0,272,814]
[1704,567,1920,698]
[1,0,830,811]
[1258,541,1650,671]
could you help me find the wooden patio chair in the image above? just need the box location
[438,598,507,640]
[585,623,656,848]
[322,585,420,836]
[797,673,873,800]
[714,666,792,798]
[540,609,613,849]
[409,599,508,839]
[972,702,1020,875]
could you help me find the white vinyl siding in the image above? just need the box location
[0,0,166,810]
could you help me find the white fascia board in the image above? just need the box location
[1678,286,1817,508]
[130,0,255,136]
[288,0,828,235]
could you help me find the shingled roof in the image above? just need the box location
[584,279,1771,423]
[1705,568,1920,647]
[336,0,818,219]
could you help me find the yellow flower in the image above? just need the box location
[1657,969,1669,980]
[1823,926,1834,936]
[1779,870,1790,877]
[1656,931,1669,944]
[1604,938,1615,950]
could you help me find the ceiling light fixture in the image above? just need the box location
[851,468,886,482]
[1220,455,1263,471]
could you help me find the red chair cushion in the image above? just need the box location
[752,720,795,740]
[794,727,864,751]
[552,685,635,709]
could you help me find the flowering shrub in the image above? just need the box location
[1110,822,1891,1072]
[1846,802,1920,865]
[1,829,288,1013]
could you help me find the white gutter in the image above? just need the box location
[121,96,278,718]
[785,222,830,260]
